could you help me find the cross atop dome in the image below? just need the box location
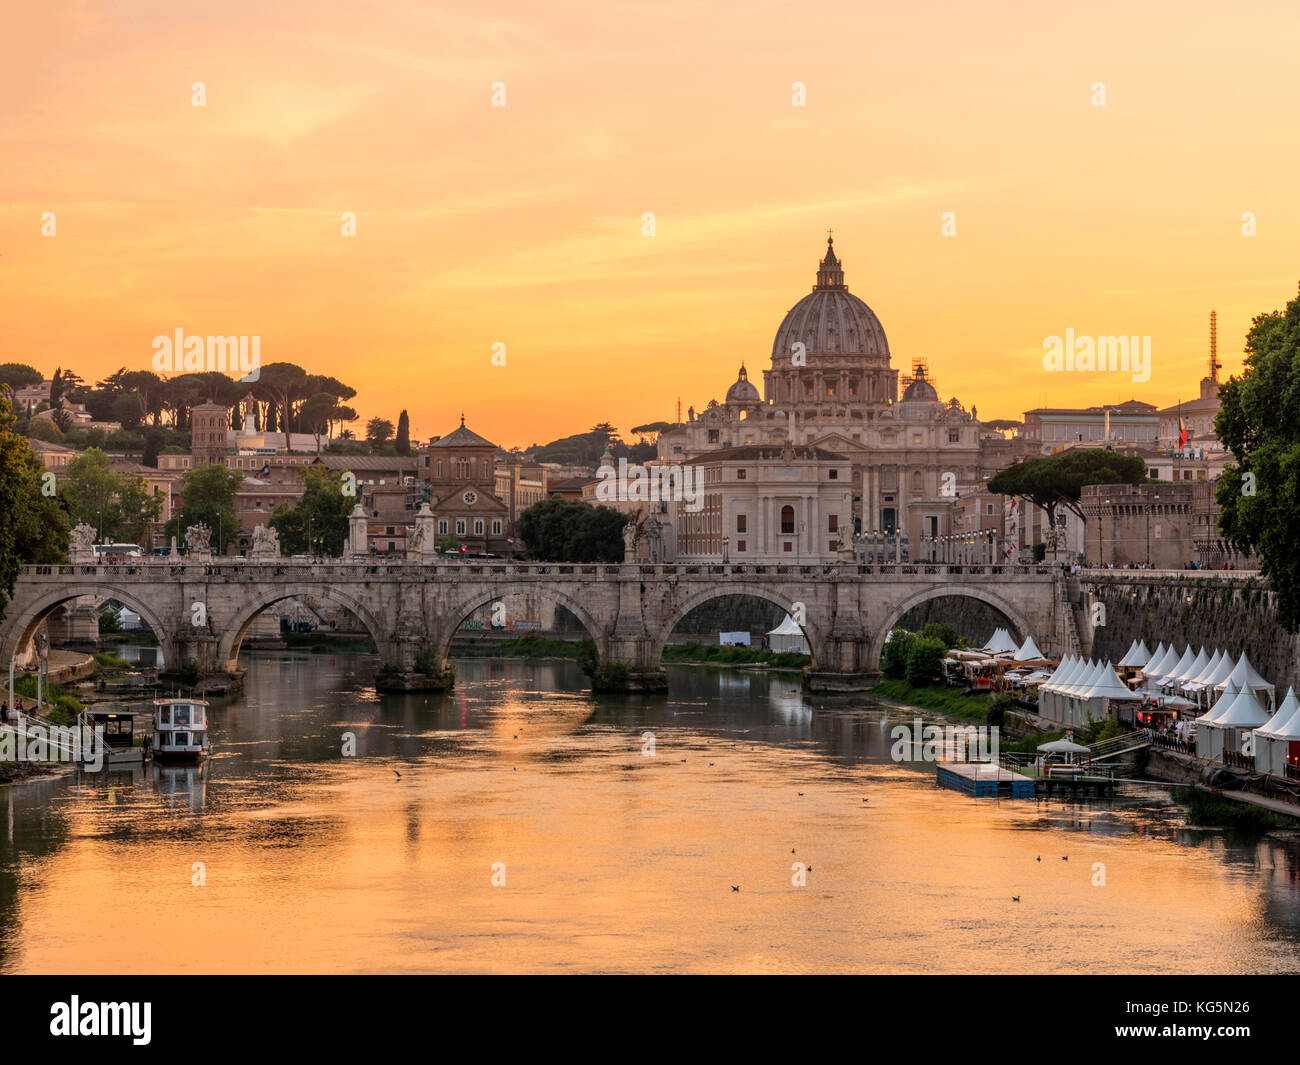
[815,232,845,291]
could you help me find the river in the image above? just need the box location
[2,648,1299,974]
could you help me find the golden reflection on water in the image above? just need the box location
[3,655,1300,974]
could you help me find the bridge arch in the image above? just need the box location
[437,585,609,670]
[649,583,823,668]
[868,585,1033,668]
[218,585,392,671]
[0,583,178,670]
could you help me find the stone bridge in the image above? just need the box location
[2,560,1074,692]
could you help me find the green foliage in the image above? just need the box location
[25,418,64,443]
[177,660,202,686]
[0,363,43,397]
[880,628,915,679]
[268,466,351,556]
[988,450,1148,549]
[987,691,1012,728]
[413,646,443,675]
[1215,288,1300,631]
[164,463,243,553]
[1032,542,1047,562]
[395,410,410,455]
[12,450,70,565]
[904,635,947,686]
[661,643,810,668]
[517,497,625,562]
[62,447,162,544]
[919,622,960,649]
[366,417,394,447]
[870,679,991,722]
[97,605,123,634]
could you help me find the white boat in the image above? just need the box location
[151,697,211,764]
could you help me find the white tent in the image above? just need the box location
[1194,678,1240,760]
[1118,639,1152,670]
[1172,647,1209,688]
[983,628,1019,655]
[1255,687,1300,776]
[1214,687,1270,758]
[1140,641,1166,677]
[1216,652,1275,710]
[1144,643,1182,682]
[1184,649,1223,695]
[1062,661,1104,726]
[1039,655,1077,721]
[1077,662,1140,723]
[1159,646,1196,688]
[767,614,810,655]
[1013,636,1045,661]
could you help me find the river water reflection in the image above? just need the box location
[3,650,1300,974]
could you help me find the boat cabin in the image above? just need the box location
[84,709,146,765]
[152,697,211,763]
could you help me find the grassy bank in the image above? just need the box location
[282,632,378,654]
[452,635,586,660]
[662,643,811,670]
[868,680,992,722]
[1181,790,1293,832]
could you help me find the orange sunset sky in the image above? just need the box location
[4,0,1298,449]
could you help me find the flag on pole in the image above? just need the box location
[1178,415,1188,448]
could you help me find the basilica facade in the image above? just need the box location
[658,236,983,553]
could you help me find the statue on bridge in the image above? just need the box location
[408,503,437,561]
[622,518,639,562]
[250,524,280,560]
[185,522,213,559]
[69,523,97,564]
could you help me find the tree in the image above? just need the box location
[298,393,338,454]
[0,398,73,624]
[141,428,166,468]
[165,464,243,553]
[1216,288,1300,630]
[49,368,64,408]
[12,450,70,564]
[25,418,64,444]
[366,417,394,448]
[881,629,915,679]
[516,497,625,562]
[111,392,143,430]
[904,636,947,686]
[0,363,42,399]
[62,448,162,543]
[395,410,410,455]
[988,449,1148,558]
[268,467,352,556]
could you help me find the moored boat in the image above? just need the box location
[151,697,211,764]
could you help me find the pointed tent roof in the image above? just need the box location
[1141,642,1166,676]
[1174,647,1210,686]
[1259,688,1300,740]
[1217,652,1272,694]
[985,628,1018,654]
[1014,636,1044,661]
[1118,639,1151,669]
[767,614,804,637]
[1043,655,1075,692]
[1081,662,1140,701]
[1204,650,1235,688]
[1065,660,1102,696]
[1145,643,1182,680]
[1199,677,1242,727]
[1215,686,1270,729]
[1160,646,1196,686]
[1188,648,1224,686]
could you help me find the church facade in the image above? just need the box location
[657,236,983,553]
